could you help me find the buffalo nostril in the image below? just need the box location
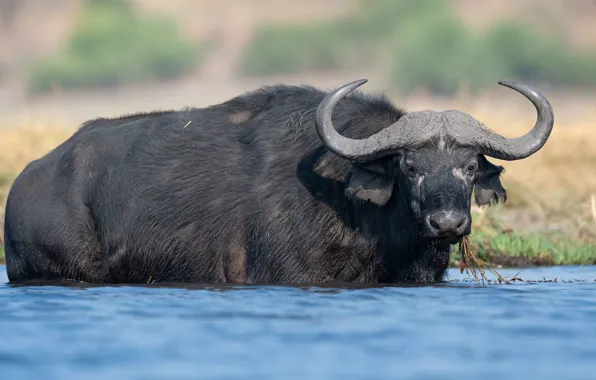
[456,216,466,229]
[427,211,468,236]
[429,218,441,230]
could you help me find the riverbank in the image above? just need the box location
[450,208,596,268]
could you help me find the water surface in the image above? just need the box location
[1,264,596,380]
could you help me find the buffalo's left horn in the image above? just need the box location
[460,81,555,160]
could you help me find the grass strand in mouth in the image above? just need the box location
[458,235,509,285]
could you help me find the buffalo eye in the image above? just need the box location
[466,162,478,176]
[405,162,418,177]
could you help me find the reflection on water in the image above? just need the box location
[1,265,596,380]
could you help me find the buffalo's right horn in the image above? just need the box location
[315,79,423,162]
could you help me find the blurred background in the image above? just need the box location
[2,0,596,124]
[0,0,595,264]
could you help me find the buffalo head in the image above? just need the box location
[315,79,554,243]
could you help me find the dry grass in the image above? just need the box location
[470,111,596,239]
[458,235,508,284]
[0,123,74,248]
[0,124,74,181]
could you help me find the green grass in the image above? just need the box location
[449,204,596,268]
[450,229,596,268]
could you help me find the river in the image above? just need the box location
[1,264,595,380]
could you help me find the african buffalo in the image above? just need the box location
[3,79,554,284]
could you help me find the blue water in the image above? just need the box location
[1,264,596,380]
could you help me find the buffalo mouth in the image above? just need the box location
[434,234,465,246]
[421,225,469,246]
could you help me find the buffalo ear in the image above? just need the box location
[345,165,393,206]
[474,155,507,206]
